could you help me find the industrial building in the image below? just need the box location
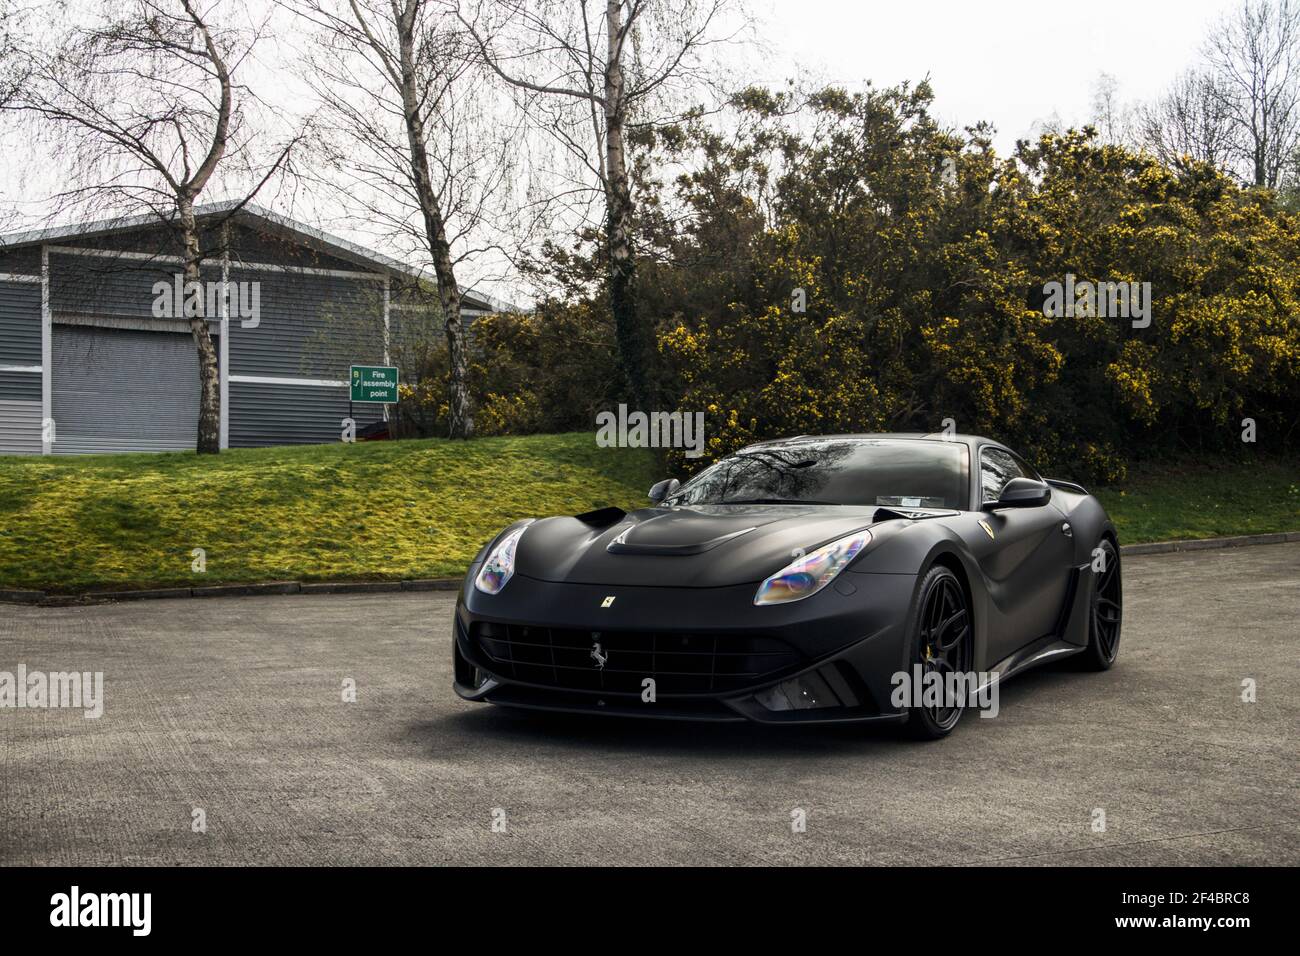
[0,202,494,454]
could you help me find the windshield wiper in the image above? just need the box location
[718,497,837,505]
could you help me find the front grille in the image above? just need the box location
[471,622,804,697]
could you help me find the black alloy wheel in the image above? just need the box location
[1080,538,1122,670]
[905,565,973,739]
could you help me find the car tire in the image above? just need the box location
[1076,537,1122,671]
[902,564,973,740]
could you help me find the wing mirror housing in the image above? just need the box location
[648,478,680,504]
[983,477,1052,510]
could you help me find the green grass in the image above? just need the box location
[1095,459,1300,544]
[0,433,659,593]
[0,438,1294,593]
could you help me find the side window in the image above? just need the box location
[1009,452,1040,481]
[980,447,1025,503]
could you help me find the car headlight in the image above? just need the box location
[754,529,872,606]
[474,521,534,595]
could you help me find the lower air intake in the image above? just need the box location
[472,622,804,696]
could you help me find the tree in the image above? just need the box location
[3,0,294,454]
[1090,72,1131,145]
[649,87,1300,480]
[285,0,514,439]
[0,2,25,108]
[1204,0,1300,188]
[456,0,734,410]
[1137,70,1237,172]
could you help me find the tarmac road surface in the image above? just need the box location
[2,543,1297,865]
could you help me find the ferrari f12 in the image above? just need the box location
[453,434,1122,738]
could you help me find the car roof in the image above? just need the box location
[735,433,1000,453]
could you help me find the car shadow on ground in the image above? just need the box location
[412,705,921,761]
[409,658,1094,760]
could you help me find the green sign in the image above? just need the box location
[350,365,399,403]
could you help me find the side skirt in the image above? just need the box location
[976,634,1084,696]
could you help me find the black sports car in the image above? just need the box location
[453,434,1122,738]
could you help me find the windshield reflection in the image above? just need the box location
[668,440,969,509]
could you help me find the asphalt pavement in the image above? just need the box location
[2,543,1297,865]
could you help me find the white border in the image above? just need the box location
[228,375,348,388]
[40,246,51,455]
[46,244,385,281]
[219,228,230,450]
[382,278,391,423]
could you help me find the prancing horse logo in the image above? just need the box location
[590,642,609,669]
[601,595,615,608]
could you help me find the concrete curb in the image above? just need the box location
[1120,530,1300,556]
[299,581,404,595]
[193,582,302,599]
[400,579,460,592]
[0,578,463,606]
[3,531,1297,607]
[90,587,193,602]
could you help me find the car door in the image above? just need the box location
[975,445,1074,663]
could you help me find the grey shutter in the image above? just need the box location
[51,326,208,454]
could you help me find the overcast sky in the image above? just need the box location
[1,0,1244,305]
[756,0,1234,154]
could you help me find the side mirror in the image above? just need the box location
[648,478,680,504]
[983,477,1052,510]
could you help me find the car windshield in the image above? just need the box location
[667,439,969,509]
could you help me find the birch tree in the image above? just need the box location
[285,0,513,439]
[1137,70,1237,173]
[3,0,294,454]
[1205,0,1300,187]
[456,0,734,410]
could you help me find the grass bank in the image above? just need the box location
[0,433,658,593]
[0,439,1294,593]
[1095,459,1299,544]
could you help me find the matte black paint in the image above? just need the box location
[453,434,1118,725]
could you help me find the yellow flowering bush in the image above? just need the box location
[648,85,1300,480]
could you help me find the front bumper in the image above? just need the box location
[451,570,918,725]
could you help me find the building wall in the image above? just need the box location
[0,369,40,400]
[0,275,42,455]
[229,380,382,446]
[48,251,202,317]
[224,223,362,272]
[0,218,399,455]
[223,265,389,446]
[226,267,385,379]
[0,278,41,369]
[0,399,41,454]
[0,247,42,275]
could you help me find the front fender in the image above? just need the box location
[846,517,994,672]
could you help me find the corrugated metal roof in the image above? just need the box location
[0,200,512,314]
